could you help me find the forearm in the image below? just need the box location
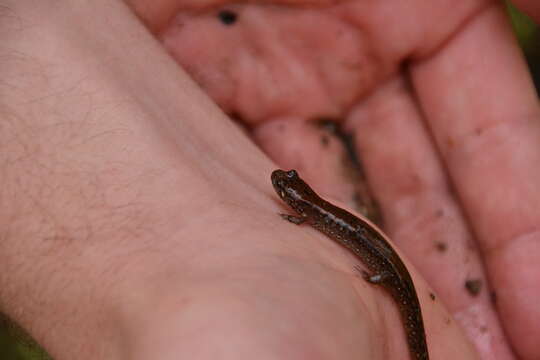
[0,0,254,357]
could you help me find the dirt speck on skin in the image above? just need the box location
[465,279,483,297]
[480,326,488,334]
[429,292,436,301]
[218,9,238,25]
[435,241,447,252]
[490,291,497,304]
[321,134,330,147]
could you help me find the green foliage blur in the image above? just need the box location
[0,3,538,360]
[507,2,540,93]
[0,316,50,360]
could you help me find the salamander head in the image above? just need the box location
[271,169,299,198]
[271,169,318,214]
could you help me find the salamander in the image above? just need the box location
[271,169,429,360]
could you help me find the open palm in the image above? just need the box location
[135,1,540,359]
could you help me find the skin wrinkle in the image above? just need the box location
[443,102,540,155]
[485,226,540,259]
[441,111,540,165]
[410,2,494,60]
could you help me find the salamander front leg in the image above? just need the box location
[279,213,306,225]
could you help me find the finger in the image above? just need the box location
[346,76,514,360]
[411,4,540,360]
[126,0,178,31]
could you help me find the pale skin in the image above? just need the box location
[0,1,539,360]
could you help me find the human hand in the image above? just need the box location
[1,1,538,360]
[146,1,539,359]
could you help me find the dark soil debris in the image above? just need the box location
[218,10,238,25]
[465,279,483,297]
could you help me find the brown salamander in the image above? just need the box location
[271,169,429,360]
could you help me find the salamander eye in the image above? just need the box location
[286,170,298,178]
